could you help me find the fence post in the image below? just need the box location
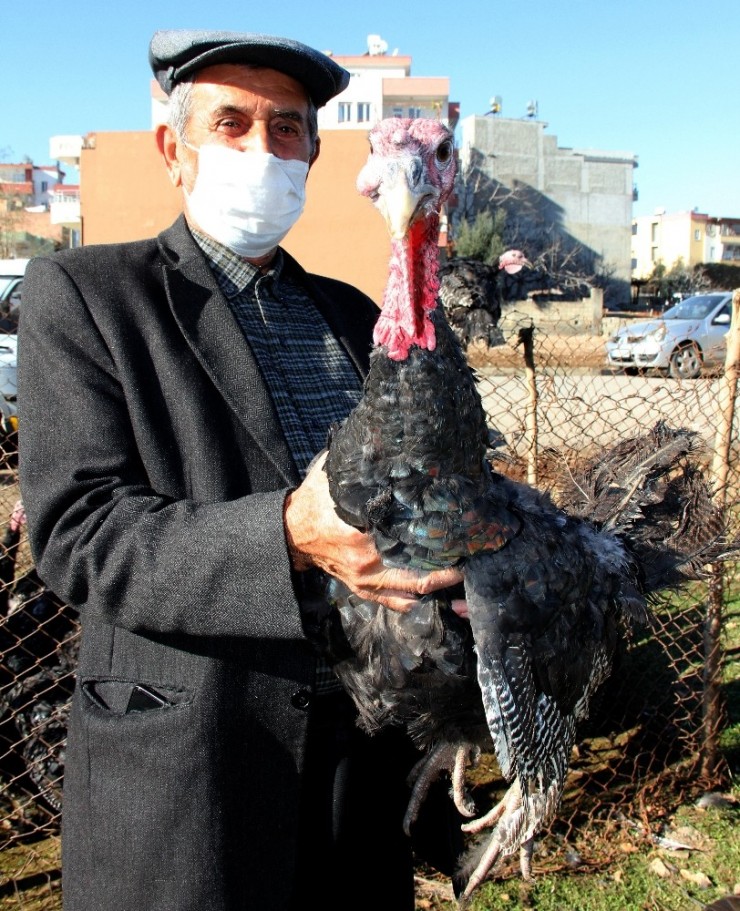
[702,288,740,780]
[517,324,538,486]
[590,287,603,335]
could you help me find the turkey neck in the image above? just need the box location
[373,215,442,361]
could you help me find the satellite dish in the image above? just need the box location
[489,95,502,114]
[367,34,388,55]
[526,100,538,118]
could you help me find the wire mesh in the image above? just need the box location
[0,302,737,906]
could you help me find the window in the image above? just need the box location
[392,106,403,118]
[408,106,422,119]
[41,181,48,192]
[694,229,701,241]
[338,102,351,123]
[357,102,371,123]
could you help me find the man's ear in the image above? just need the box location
[156,123,182,188]
[308,136,321,171]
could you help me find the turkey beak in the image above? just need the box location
[379,182,417,240]
[377,157,431,240]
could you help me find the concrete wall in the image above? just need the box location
[499,289,604,337]
[459,116,637,288]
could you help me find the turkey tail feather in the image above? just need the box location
[555,421,739,593]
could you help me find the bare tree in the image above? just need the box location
[646,260,713,303]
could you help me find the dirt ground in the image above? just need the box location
[466,333,607,371]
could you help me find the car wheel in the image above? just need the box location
[669,343,702,380]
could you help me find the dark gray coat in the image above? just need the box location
[17,217,384,910]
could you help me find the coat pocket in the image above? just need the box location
[80,678,191,715]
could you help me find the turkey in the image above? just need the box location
[439,251,530,350]
[321,118,737,903]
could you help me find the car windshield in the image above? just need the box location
[663,295,726,320]
[0,278,15,297]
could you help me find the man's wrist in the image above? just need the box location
[283,491,313,572]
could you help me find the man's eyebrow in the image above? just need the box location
[207,103,308,127]
[211,104,248,119]
[272,108,308,125]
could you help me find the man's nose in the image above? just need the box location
[239,125,272,154]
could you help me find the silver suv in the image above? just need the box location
[605,291,732,379]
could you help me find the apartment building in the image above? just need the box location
[317,34,458,131]
[631,209,740,279]
[0,160,65,211]
[459,115,637,298]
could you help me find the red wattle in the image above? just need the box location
[374,218,440,360]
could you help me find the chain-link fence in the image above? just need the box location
[460,291,740,878]
[0,292,738,906]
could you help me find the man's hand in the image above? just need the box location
[284,452,463,613]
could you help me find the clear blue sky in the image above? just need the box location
[4,0,738,218]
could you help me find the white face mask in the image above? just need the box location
[184,144,309,258]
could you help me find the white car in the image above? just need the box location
[0,333,17,393]
[0,258,29,333]
[605,291,733,379]
[0,260,27,427]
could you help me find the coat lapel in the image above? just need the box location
[157,218,299,486]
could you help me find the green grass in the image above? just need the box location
[416,792,739,910]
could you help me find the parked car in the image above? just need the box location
[0,338,17,470]
[0,261,26,455]
[605,291,733,379]
[0,259,29,334]
[0,334,17,394]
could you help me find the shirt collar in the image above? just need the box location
[190,228,284,298]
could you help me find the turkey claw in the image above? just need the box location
[458,780,539,902]
[403,742,479,835]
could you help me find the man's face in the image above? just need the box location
[172,63,317,194]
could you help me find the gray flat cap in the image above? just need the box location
[149,29,350,107]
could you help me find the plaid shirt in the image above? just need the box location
[193,231,364,692]
[193,231,362,474]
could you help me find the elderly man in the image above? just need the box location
[18,29,462,911]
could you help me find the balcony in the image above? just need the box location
[50,187,81,227]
